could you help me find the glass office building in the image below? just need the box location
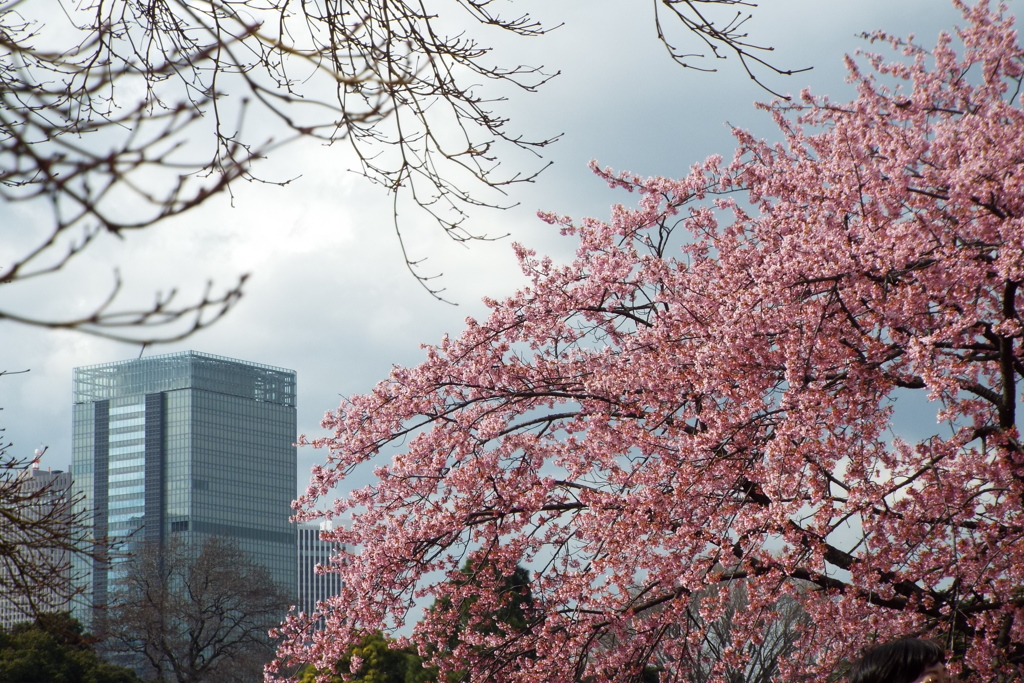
[71,351,297,621]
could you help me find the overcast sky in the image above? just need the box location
[1,0,985,499]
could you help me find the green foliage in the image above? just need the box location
[0,612,140,683]
[431,562,538,655]
[462,563,534,635]
[426,562,539,683]
[299,632,436,683]
[300,565,536,683]
[433,562,536,640]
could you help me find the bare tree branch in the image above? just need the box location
[1,0,799,321]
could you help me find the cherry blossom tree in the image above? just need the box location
[273,2,1024,681]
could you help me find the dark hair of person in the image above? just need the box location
[849,638,946,683]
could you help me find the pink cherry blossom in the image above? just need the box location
[272,3,1024,681]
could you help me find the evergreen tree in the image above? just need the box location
[298,632,435,683]
[0,613,139,683]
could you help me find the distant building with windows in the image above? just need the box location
[71,351,297,624]
[297,520,344,618]
[0,462,73,629]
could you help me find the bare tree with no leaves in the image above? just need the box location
[103,536,290,683]
[598,579,812,683]
[666,582,812,683]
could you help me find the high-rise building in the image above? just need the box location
[0,461,73,629]
[297,520,344,618]
[71,351,297,622]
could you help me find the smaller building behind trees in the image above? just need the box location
[0,450,78,629]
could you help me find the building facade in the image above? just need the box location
[297,521,344,618]
[71,351,297,622]
[0,464,73,629]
